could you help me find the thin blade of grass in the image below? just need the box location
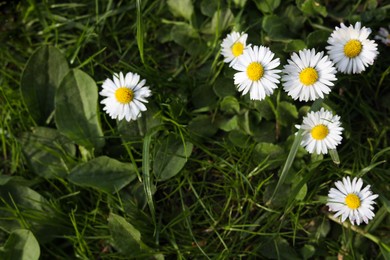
[269,98,323,204]
[136,0,144,64]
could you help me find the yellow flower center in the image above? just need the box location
[231,42,244,57]
[344,39,362,58]
[345,193,361,209]
[310,124,329,140]
[299,67,318,86]
[246,62,264,81]
[115,87,133,104]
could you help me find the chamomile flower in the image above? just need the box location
[327,176,378,225]
[221,32,250,67]
[374,26,390,46]
[297,108,343,154]
[233,45,281,100]
[100,72,151,122]
[326,22,378,74]
[282,49,337,102]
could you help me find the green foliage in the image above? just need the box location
[1,0,390,259]
[20,46,70,125]
[68,156,137,193]
[55,69,105,151]
[0,229,40,260]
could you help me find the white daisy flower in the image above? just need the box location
[282,49,337,102]
[233,45,281,100]
[297,108,343,154]
[326,22,378,74]
[221,31,250,67]
[374,26,390,46]
[327,176,379,225]
[100,72,151,122]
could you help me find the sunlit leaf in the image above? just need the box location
[20,45,69,125]
[253,0,281,13]
[153,134,193,181]
[0,229,40,260]
[55,69,105,150]
[68,156,137,193]
[167,0,193,21]
[19,127,75,179]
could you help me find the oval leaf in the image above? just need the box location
[68,156,137,193]
[167,0,194,21]
[0,229,40,260]
[21,45,70,125]
[55,69,105,150]
[153,134,193,181]
[108,213,152,255]
[19,127,75,179]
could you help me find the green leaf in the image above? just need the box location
[228,130,251,148]
[220,96,240,114]
[167,0,194,21]
[68,156,137,193]
[153,134,193,181]
[306,30,330,49]
[0,229,40,260]
[213,76,237,98]
[55,69,105,150]
[284,40,307,52]
[300,244,315,260]
[108,213,153,255]
[188,115,219,138]
[297,0,327,17]
[253,0,281,13]
[19,127,75,179]
[0,184,61,243]
[20,45,70,125]
[262,15,291,41]
[200,0,218,17]
[253,142,285,169]
[171,24,206,56]
[277,101,298,127]
[219,115,239,132]
[203,9,234,34]
[260,236,301,259]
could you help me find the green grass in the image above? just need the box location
[1,0,390,259]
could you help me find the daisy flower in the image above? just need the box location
[233,45,281,100]
[374,26,390,46]
[327,176,378,225]
[282,49,337,102]
[221,32,250,67]
[326,22,378,74]
[100,72,151,122]
[297,108,343,154]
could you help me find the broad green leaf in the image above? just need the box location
[284,40,306,52]
[0,184,61,243]
[213,77,237,98]
[0,229,40,260]
[220,96,240,114]
[297,0,327,17]
[277,101,298,127]
[167,0,193,21]
[171,24,206,56]
[219,115,239,132]
[192,82,218,108]
[68,156,137,193]
[108,213,153,255]
[153,134,193,181]
[19,127,75,179]
[55,69,105,150]
[283,5,306,34]
[253,0,281,13]
[306,30,330,49]
[252,122,276,143]
[300,244,315,260]
[228,130,251,148]
[200,0,218,17]
[20,45,70,125]
[203,9,234,34]
[253,142,285,169]
[262,15,292,41]
[188,115,219,138]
